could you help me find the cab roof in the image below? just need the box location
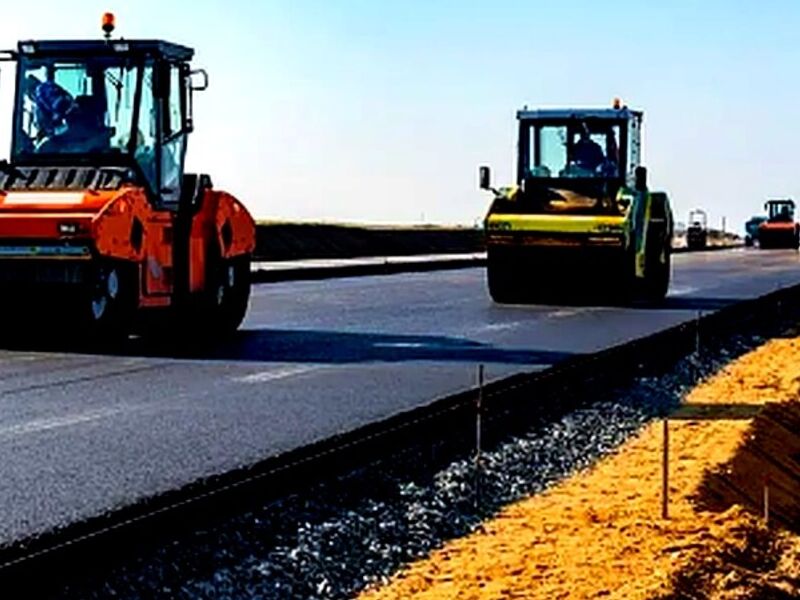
[517,107,642,121]
[16,39,194,62]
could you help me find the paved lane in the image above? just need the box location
[0,249,797,545]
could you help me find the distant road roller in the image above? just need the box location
[686,209,708,251]
[0,15,255,337]
[479,102,673,303]
[758,199,799,250]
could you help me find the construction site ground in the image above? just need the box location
[360,332,800,599]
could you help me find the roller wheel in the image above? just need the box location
[642,246,671,302]
[208,254,251,334]
[486,250,520,303]
[81,262,135,341]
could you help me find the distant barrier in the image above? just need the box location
[254,223,484,261]
[255,223,742,262]
[255,223,741,262]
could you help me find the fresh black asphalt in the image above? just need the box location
[0,248,796,546]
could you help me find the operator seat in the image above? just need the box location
[64,95,111,151]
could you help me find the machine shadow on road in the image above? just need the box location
[0,297,745,365]
[121,329,577,366]
[639,296,741,312]
[0,328,575,366]
[498,294,740,313]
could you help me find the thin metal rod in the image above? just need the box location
[662,418,669,520]
[476,364,484,458]
[695,310,702,356]
[474,364,484,511]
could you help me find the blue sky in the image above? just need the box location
[2,1,799,231]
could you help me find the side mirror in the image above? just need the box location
[634,166,648,192]
[190,69,209,91]
[479,165,492,190]
[185,70,209,135]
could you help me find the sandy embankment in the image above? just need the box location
[361,337,800,599]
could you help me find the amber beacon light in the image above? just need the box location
[102,12,116,38]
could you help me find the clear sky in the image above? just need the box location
[2,1,799,231]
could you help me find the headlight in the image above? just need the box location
[58,222,80,235]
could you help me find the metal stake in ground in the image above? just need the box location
[662,418,669,520]
[695,310,702,357]
[475,364,484,511]
[694,310,703,383]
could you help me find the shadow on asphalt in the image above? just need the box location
[0,295,745,365]
[645,296,741,312]
[128,329,575,366]
[0,328,575,366]
[496,294,740,312]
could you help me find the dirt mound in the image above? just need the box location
[656,508,800,600]
[695,401,800,532]
[655,400,800,599]
[254,223,485,261]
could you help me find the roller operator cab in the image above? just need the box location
[479,103,673,303]
[0,18,255,337]
[758,199,799,250]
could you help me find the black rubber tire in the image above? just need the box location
[207,254,251,335]
[642,246,671,302]
[486,250,520,304]
[79,261,136,342]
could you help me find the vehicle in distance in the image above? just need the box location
[759,199,799,250]
[744,215,767,247]
[479,101,673,303]
[686,209,708,251]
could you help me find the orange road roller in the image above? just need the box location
[0,15,255,337]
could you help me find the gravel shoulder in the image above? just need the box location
[45,317,799,599]
[360,336,800,600]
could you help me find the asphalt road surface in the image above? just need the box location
[0,248,797,547]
